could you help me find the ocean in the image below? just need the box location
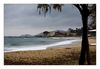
[4,37,81,52]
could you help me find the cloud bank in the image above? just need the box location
[4,4,82,36]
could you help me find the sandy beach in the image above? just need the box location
[4,37,96,65]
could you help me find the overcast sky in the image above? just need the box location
[4,4,82,36]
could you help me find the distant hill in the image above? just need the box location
[34,30,81,37]
[5,29,82,38]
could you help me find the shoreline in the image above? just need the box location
[4,40,81,53]
[4,37,95,53]
[47,40,81,49]
[4,37,96,65]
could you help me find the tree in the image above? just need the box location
[75,28,82,36]
[43,31,49,37]
[37,4,95,65]
[68,28,74,33]
[88,4,96,29]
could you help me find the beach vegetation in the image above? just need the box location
[4,46,96,65]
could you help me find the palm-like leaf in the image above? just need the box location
[37,4,63,15]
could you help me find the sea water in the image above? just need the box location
[4,37,81,52]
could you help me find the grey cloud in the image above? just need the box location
[4,4,82,36]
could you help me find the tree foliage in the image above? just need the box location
[37,4,63,16]
[88,4,96,29]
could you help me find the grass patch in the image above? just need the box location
[4,46,96,65]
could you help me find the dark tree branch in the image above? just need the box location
[73,4,83,14]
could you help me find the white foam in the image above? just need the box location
[5,39,81,52]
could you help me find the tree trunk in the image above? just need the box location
[79,15,90,65]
